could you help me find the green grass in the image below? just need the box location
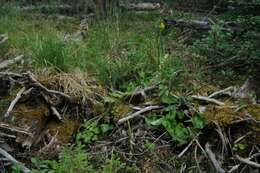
[0,3,201,91]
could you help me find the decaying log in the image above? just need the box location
[0,55,24,70]
[0,148,31,173]
[123,3,161,11]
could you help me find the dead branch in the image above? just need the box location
[205,143,226,173]
[4,87,26,118]
[192,95,225,106]
[0,132,16,139]
[235,155,260,168]
[123,3,161,11]
[117,105,162,125]
[0,148,31,173]
[209,87,234,98]
[124,85,158,103]
[50,106,63,120]
[0,33,8,44]
[26,72,71,101]
[0,55,24,70]
[0,122,33,137]
[164,19,242,32]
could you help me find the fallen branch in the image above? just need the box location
[205,143,226,173]
[0,55,24,70]
[123,3,161,11]
[0,122,33,137]
[235,155,260,168]
[0,33,8,44]
[26,72,71,101]
[0,148,31,173]
[117,105,162,125]
[209,87,234,98]
[4,87,26,118]
[50,106,63,121]
[192,95,225,106]
[163,19,242,32]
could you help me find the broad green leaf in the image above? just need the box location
[100,124,114,133]
[192,113,205,129]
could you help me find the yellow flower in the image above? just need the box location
[159,22,166,31]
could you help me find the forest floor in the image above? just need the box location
[0,3,259,173]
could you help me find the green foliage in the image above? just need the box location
[146,106,205,144]
[29,33,70,71]
[76,119,114,144]
[30,145,138,173]
[193,14,260,79]
[30,145,93,173]
[11,164,23,173]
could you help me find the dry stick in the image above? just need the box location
[0,122,33,137]
[117,105,162,125]
[178,133,200,158]
[194,145,203,173]
[4,87,26,118]
[50,106,63,120]
[0,148,31,173]
[0,33,8,44]
[0,132,16,139]
[227,165,240,173]
[0,55,24,70]
[27,72,71,101]
[192,95,225,106]
[205,143,226,173]
[209,87,234,98]
[235,155,260,168]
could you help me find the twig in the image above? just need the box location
[209,87,234,98]
[235,155,260,168]
[227,165,240,173]
[117,105,162,125]
[26,72,71,101]
[0,148,31,173]
[0,55,24,70]
[192,95,225,106]
[50,106,63,120]
[4,87,26,118]
[205,143,226,173]
[178,134,200,158]
[0,33,8,44]
[194,145,203,173]
[0,122,33,137]
[0,132,16,139]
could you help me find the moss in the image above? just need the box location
[45,118,79,144]
[246,104,260,120]
[112,99,132,121]
[11,103,49,129]
[204,106,246,124]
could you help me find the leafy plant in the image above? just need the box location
[76,119,114,144]
[30,145,93,173]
